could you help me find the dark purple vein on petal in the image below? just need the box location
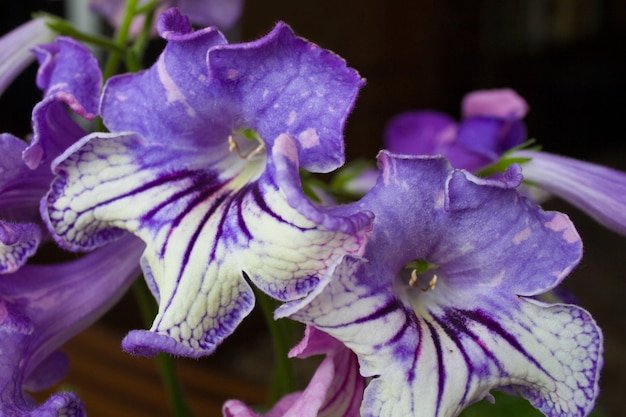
[425,319,446,417]
[430,311,474,406]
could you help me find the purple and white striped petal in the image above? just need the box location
[44,132,371,357]
[515,149,626,235]
[223,326,364,417]
[281,153,602,417]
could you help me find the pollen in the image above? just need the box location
[408,269,437,292]
[228,135,266,160]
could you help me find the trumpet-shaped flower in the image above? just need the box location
[385,88,626,235]
[42,9,372,358]
[0,235,143,417]
[0,18,56,96]
[223,325,364,417]
[280,153,602,417]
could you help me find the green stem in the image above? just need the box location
[132,280,196,417]
[102,0,140,81]
[36,13,125,53]
[255,289,298,405]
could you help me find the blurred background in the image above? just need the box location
[1,1,625,416]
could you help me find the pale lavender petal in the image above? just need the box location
[461,88,529,120]
[0,18,55,96]
[282,153,600,417]
[24,37,101,169]
[176,0,243,29]
[0,235,143,415]
[515,149,626,235]
[44,131,371,357]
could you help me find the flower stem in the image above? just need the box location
[255,288,299,405]
[132,280,196,417]
[102,0,139,81]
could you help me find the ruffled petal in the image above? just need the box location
[208,21,364,173]
[282,153,600,417]
[515,149,626,235]
[24,37,101,169]
[0,222,40,274]
[44,131,371,357]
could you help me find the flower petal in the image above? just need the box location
[0,222,40,274]
[44,132,371,357]
[223,325,364,417]
[0,18,55,96]
[24,37,102,169]
[282,153,600,417]
[516,149,626,235]
[461,88,529,120]
[0,235,143,415]
[384,111,457,156]
[208,21,364,173]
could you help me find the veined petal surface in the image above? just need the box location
[0,134,50,273]
[282,153,602,417]
[45,132,371,357]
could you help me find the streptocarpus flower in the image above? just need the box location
[0,18,55,96]
[385,88,626,235]
[90,0,243,34]
[223,325,364,417]
[280,153,602,417]
[42,9,372,358]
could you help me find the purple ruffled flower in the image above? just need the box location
[223,326,364,417]
[0,18,55,96]
[385,88,626,235]
[42,9,372,358]
[280,153,602,417]
[90,0,243,34]
[0,31,145,415]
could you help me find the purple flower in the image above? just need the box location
[385,89,528,172]
[0,18,55,96]
[0,234,143,417]
[280,153,602,417]
[385,88,626,235]
[42,9,372,358]
[0,32,145,415]
[223,326,364,417]
[90,0,243,34]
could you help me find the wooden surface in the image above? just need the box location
[34,325,268,417]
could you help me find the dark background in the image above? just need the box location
[1,1,625,416]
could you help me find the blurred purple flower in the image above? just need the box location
[90,0,243,35]
[0,18,55,96]
[385,88,626,235]
[223,326,364,417]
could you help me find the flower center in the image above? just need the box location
[405,259,439,293]
[228,128,266,161]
